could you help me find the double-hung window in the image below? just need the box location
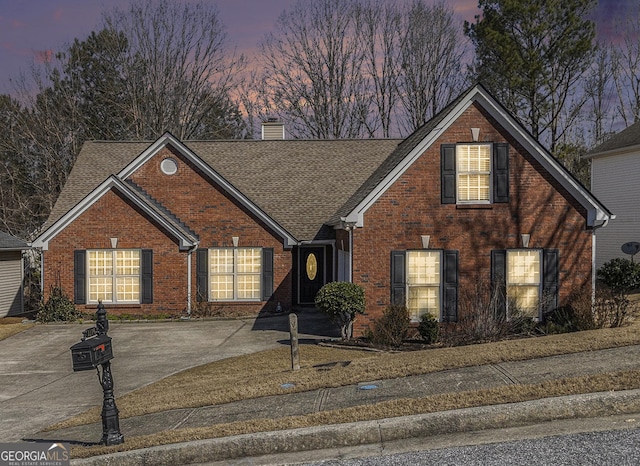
[457,144,491,202]
[391,249,458,322]
[209,248,262,301]
[407,251,441,321]
[441,143,509,204]
[506,249,542,318]
[88,249,141,303]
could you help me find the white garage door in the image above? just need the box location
[0,252,23,317]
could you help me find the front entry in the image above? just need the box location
[299,246,326,304]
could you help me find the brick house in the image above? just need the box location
[33,85,611,335]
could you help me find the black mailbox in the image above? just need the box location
[70,333,113,372]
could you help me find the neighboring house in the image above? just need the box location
[0,231,30,318]
[33,85,611,335]
[584,121,639,270]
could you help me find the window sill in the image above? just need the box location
[456,204,493,210]
[85,304,142,308]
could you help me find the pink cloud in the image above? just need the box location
[34,49,53,64]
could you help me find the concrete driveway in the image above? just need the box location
[0,310,337,442]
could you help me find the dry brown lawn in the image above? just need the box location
[0,317,34,340]
[53,318,640,459]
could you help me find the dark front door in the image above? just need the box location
[299,246,325,304]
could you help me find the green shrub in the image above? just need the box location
[36,285,82,323]
[314,282,365,340]
[597,258,640,293]
[418,314,440,344]
[368,304,410,347]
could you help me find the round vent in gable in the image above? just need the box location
[161,158,178,175]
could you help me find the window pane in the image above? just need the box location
[408,286,440,320]
[507,250,541,285]
[89,250,112,276]
[237,248,261,273]
[507,285,539,315]
[116,276,140,302]
[237,274,261,299]
[211,274,234,300]
[210,249,234,273]
[407,251,440,285]
[458,174,490,201]
[89,277,112,303]
[116,250,140,275]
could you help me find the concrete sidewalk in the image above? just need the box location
[28,342,640,465]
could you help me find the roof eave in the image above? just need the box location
[340,85,613,228]
[32,176,199,251]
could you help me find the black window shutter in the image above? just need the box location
[141,249,153,304]
[493,143,509,203]
[442,250,459,322]
[441,144,457,204]
[74,250,86,304]
[262,248,274,301]
[390,251,406,306]
[491,250,507,315]
[543,249,559,315]
[196,248,209,302]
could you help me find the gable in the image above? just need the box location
[38,134,400,246]
[332,85,612,229]
[33,176,199,250]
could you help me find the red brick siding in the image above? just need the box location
[352,103,593,335]
[43,146,292,317]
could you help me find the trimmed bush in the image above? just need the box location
[368,304,410,347]
[36,285,82,323]
[315,282,365,340]
[597,258,640,293]
[418,314,440,344]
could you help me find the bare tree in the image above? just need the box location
[611,6,640,127]
[397,1,467,134]
[103,0,246,140]
[258,0,371,139]
[357,0,403,137]
[583,44,617,146]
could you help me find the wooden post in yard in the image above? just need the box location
[289,313,300,371]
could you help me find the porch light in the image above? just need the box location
[421,235,430,249]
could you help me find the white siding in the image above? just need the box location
[591,151,640,270]
[0,252,23,317]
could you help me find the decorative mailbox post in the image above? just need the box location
[70,302,124,446]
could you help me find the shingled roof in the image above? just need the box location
[0,231,29,250]
[43,138,402,242]
[586,119,640,157]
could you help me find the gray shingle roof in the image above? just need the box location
[43,139,402,242]
[588,119,640,155]
[0,231,29,250]
[330,88,469,224]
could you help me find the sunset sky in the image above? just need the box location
[0,0,633,95]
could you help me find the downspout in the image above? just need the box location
[186,244,199,318]
[349,225,355,283]
[591,217,611,302]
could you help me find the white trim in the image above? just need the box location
[32,176,197,251]
[342,86,612,228]
[119,133,298,248]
